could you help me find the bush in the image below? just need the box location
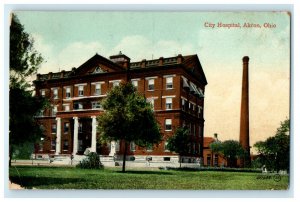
[76,152,104,169]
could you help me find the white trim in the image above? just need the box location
[51,87,59,90]
[131,78,141,81]
[109,80,121,83]
[91,81,105,85]
[146,96,158,100]
[163,74,176,78]
[145,76,158,80]
[190,101,196,105]
[162,95,176,98]
[181,96,187,101]
[74,83,87,86]
[63,94,107,101]
[63,86,71,89]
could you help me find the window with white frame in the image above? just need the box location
[64,104,70,112]
[165,119,172,131]
[92,101,101,109]
[53,88,58,99]
[131,80,138,88]
[148,79,154,91]
[130,142,136,151]
[73,102,83,110]
[166,97,172,110]
[41,89,46,97]
[51,123,56,134]
[147,98,155,110]
[113,81,120,87]
[78,85,84,96]
[64,122,69,134]
[166,77,173,89]
[52,105,57,116]
[51,140,56,150]
[66,87,71,98]
[79,122,83,133]
[164,141,169,152]
[95,83,101,95]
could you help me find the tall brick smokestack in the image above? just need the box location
[239,56,251,167]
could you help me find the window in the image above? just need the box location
[164,141,169,152]
[39,138,44,151]
[51,140,56,150]
[131,80,138,88]
[52,106,57,116]
[115,141,120,152]
[113,81,120,87]
[41,89,46,97]
[78,85,84,96]
[148,79,154,91]
[163,157,171,161]
[147,98,155,109]
[64,122,69,133]
[189,123,192,134]
[51,123,56,133]
[165,119,172,131]
[199,143,201,154]
[181,99,186,110]
[53,88,58,99]
[64,104,70,112]
[199,126,202,137]
[166,97,172,110]
[63,140,69,151]
[73,102,83,110]
[130,142,136,151]
[66,87,71,98]
[79,122,83,133]
[193,124,196,136]
[92,101,101,109]
[193,143,196,154]
[146,144,153,151]
[166,77,173,89]
[95,83,101,95]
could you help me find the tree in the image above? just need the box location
[97,82,162,172]
[254,119,290,172]
[221,140,245,167]
[9,13,47,166]
[167,126,190,168]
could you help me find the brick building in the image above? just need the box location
[34,52,207,163]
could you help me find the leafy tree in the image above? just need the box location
[254,119,290,172]
[97,82,162,172]
[221,140,245,167]
[9,13,48,166]
[167,126,190,168]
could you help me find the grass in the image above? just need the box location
[9,166,289,190]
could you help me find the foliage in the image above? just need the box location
[9,166,289,190]
[97,82,162,172]
[209,140,245,168]
[10,13,43,84]
[76,152,104,169]
[12,142,34,160]
[9,13,48,166]
[254,119,290,172]
[167,126,190,167]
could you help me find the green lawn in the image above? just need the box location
[9,166,289,190]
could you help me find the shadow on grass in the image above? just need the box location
[10,176,85,189]
[116,170,173,175]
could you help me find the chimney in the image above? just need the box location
[239,56,251,167]
[159,57,164,66]
[177,54,183,64]
[141,59,146,68]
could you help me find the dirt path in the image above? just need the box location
[9,181,24,189]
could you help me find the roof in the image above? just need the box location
[204,137,216,148]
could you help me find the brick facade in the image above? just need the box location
[34,52,207,162]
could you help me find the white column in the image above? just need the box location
[55,117,61,155]
[109,141,116,156]
[91,116,97,152]
[73,117,79,155]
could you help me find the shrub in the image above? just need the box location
[76,152,104,169]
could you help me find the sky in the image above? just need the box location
[15,11,290,154]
